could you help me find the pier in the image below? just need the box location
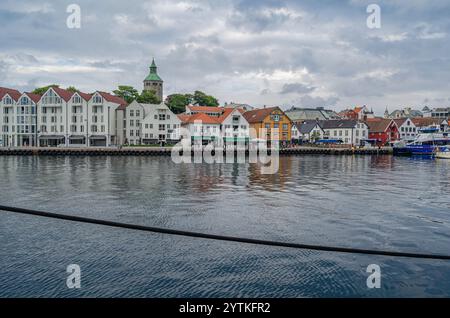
[0,147,392,156]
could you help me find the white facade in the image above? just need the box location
[38,88,69,147]
[220,108,249,143]
[1,91,39,147]
[123,101,181,145]
[322,121,369,145]
[179,108,250,146]
[180,117,222,146]
[298,124,325,142]
[88,92,123,147]
[397,118,417,142]
[67,92,89,146]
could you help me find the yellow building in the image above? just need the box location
[243,107,293,144]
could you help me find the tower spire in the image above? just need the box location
[143,57,163,102]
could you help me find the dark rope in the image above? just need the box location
[1,204,449,260]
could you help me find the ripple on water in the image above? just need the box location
[1,155,450,297]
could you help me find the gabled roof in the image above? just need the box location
[296,120,323,134]
[97,92,127,107]
[78,91,92,101]
[0,87,21,101]
[177,114,190,123]
[365,118,395,133]
[217,107,245,123]
[393,118,413,127]
[23,92,41,104]
[319,119,361,129]
[412,117,447,127]
[51,87,74,102]
[243,107,279,123]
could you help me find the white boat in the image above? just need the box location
[435,147,450,159]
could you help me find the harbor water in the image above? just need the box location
[1,155,450,297]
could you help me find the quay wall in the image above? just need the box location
[0,147,393,156]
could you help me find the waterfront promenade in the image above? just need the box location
[0,146,392,156]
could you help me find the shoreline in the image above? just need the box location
[0,146,392,156]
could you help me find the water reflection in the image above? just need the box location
[1,155,450,297]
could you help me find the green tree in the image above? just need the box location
[193,90,219,106]
[113,86,140,104]
[66,86,79,93]
[165,93,193,114]
[32,85,59,95]
[137,90,160,104]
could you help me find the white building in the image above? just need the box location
[88,91,127,146]
[36,88,126,147]
[178,113,222,146]
[220,108,249,144]
[320,119,369,145]
[1,87,41,147]
[394,118,418,142]
[178,107,249,146]
[37,87,71,147]
[293,120,325,142]
[122,101,181,145]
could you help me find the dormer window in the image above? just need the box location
[3,96,13,105]
[92,95,103,104]
[72,95,82,104]
[19,97,30,105]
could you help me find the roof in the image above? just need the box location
[177,114,191,123]
[178,112,220,125]
[412,117,447,127]
[338,109,358,119]
[243,107,279,123]
[144,59,163,82]
[24,92,42,103]
[296,120,323,134]
[78,91,92,101]
[187,105,223,113]
[285,107,341,121]
[393,118,408,127]
[51,87,73,102]
[0,87,21,101]
[365,118,395,133]
[389,108,423,118]
[97,92,127,107]
[319,119,360,129]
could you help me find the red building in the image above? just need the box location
[366,118,400,146]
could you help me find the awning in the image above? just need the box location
[39,136,65,140]
[223,137,249,142]
[89,136,107,140]
[69,136,85,140]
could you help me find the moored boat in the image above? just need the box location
[435,147,450,159]
[393,128,450,156]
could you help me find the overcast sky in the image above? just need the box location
[1,0,449,114]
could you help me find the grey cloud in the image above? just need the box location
[280,83,315,95]
[294,95,340,108]
[0,0,449,114]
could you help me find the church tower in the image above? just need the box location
[143,58,163,102]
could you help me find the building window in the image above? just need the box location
[92,95,102,104]
[72,96,81,104]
